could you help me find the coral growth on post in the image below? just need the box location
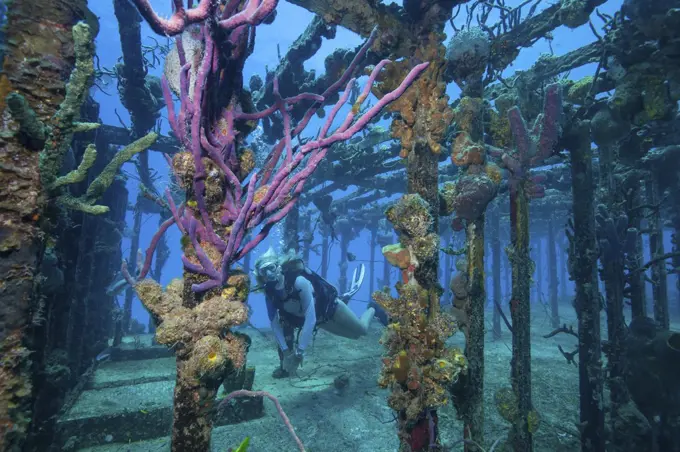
[2,17,156,449]
[123,1,428,450]
[5,22,158,215]
[493,83,563,451]
[441,96,500,232]
[369,36,452,160]
[375,195,467,451]
[494,83,563,197]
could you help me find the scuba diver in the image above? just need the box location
[253,247,379,378]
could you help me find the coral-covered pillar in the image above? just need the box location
[442,227,453,306]
[133,272,251,452]
[535,236,543,304]
[377,222,392,290]
[565,120,605,452]
[449,92,490,452]
[372,37,452,450]
[444,25,497,447]
[645,174,669,329]
[375,38,450,297]
[593,93,653,447]
[369,223,377,296]
[547,217,560,329]
[673,193,680,317]
[320,222,330,279]
[461,178,486,452]
[337,216,353,295]
[406,138,440,288]
[628,187,648,319]
[498,83,562,452]
[377,196,466,452]
[491,206,503,339]
[0,1,90,448]
[558,238,567,301]
[508,177,533,452]
[301,213,312,262]
[113,0,161,335]
[399,49,445,452]
[172,356,220,451]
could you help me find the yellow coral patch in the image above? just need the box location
[221,287,236,299]
[485,162,503,185]
[239,148,256,175]
[253,185,269,204]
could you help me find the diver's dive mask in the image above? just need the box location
[258,261,280,282]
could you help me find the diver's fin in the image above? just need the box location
[341,263,365,302]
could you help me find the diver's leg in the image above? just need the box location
[319,299,375,339]
[369,300,389,326]
[272,323,295,379]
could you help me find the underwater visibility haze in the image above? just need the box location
[1,0,680,451]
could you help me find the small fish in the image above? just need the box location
[140,409,149,415]
[105,277,128,297]
[347,252,356,262]
[95,347,112,362]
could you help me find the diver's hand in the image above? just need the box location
[341,263,365,302]
[282,349,303,374]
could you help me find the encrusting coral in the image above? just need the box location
[4,22,158,215]
[440,95,500,231]
[374,194,467,449]
[370,35,453,159]
[133,274,250,383]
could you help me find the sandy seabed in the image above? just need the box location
[78,301,604,452]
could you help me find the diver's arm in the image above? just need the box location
[295,276,316,353]
[266,295,288,351]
